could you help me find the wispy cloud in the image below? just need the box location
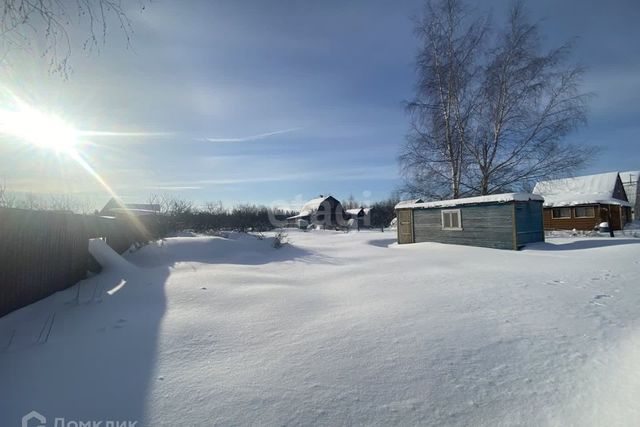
[201,127,302,143]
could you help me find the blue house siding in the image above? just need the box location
[412,204,516,250]
[514,201,545,248]
[398,200,544,249]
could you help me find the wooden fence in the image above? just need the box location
[0,208,162,318]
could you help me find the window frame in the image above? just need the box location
[574,206,595,219]
[551,207,572,219]
[441,209,463,231]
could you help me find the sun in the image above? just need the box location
[0,102,79,155]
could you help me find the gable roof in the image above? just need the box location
[345,207,372,216]
[533,172,631,207]
[287,195,340,220]
[620,171,640,208]
[395,193,543,210]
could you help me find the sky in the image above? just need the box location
[0,0,638,210]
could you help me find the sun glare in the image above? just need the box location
[0,102,78,155]
[0,94,121,203]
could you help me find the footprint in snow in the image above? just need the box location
[589,294,612,307]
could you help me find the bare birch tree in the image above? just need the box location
[401,0,593,199]
[466,3,593,194]
[400,0,487,199]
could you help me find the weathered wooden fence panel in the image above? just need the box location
[0,208,161,317]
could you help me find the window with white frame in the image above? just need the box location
[552,207,571,219]
[574,206,595,218]
[441,209,462,230]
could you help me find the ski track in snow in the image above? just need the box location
[1,231,640,426]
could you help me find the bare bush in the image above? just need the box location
[272,230,287,249]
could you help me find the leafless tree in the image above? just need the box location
[401,0,487,199]
[342,194,360,210]
[149,193,192,217]
[401,0,593,199]
[0,179,16,207]
[0,0,148,75]
[465,3,593,194]
[204,200,226,215]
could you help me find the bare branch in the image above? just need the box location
[0,0,148,76]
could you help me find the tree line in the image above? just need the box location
[0,187,402,232]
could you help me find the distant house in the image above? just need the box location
[533,172,632,231]
[621,171,640,220]
[100,198,161,218]
[395,193,544,250]
[287,195,348,228]
[345,207,372,229]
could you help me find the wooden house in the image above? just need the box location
[100,198,161,218]
[621,171,639,220]
[287,195,349,228]
[395,193,545,250]
[345,207,372,229]
[533,172,632,231]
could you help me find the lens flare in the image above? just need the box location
[0,91,151,238]
[0,100,78,155]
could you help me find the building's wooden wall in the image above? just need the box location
[542,204,630,231]
[610,205,622,230]
[412,204,515,250]
[311,197,348,228]
[613,176,629,201]
[514,201,545,247]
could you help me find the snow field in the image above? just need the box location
[1,230,640,426]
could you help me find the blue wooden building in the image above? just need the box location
[395,193,545,250]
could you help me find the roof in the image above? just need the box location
[396,199,424,207]
[287,195,338,220]
[620,171,640,207]
[395,193,543,210]
[533,172,631,207]
[108,207,160,216]
[345,207,372,216]
[100,197,161,215]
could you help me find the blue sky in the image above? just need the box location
[0,0,638,209]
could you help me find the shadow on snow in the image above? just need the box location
[526,239,640,251]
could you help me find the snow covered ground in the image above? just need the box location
[2,230,640,426]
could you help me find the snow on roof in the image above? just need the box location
[533,172,631,207]
[396,199,424,206]
[109,208,160,216]
[345,207,372,216]
[395,193,543,210]
[287,195,334,219]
